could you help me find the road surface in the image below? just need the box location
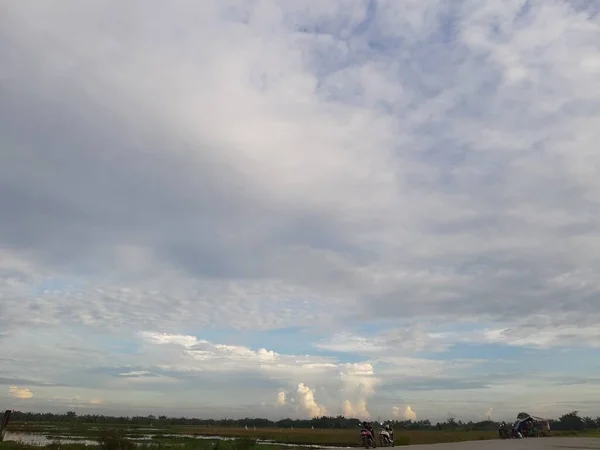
[392,437,600,450]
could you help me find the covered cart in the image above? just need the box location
[513,415,550,437]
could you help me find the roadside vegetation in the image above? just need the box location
[7,410,600,432]
[2,410,599,448]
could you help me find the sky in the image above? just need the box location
[1,0,600,423]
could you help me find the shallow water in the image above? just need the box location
[2,431,96,446]
[1,431,340,448]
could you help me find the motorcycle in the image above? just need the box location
[498,423,521,439]
[498,427,510,439]
[379,429,394,447]
[361,428,376,448]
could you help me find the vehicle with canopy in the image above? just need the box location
[500,414,550,438]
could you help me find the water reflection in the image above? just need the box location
[2,431,344,448]
[2,431,96,446]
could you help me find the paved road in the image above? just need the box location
[393,437,600,450]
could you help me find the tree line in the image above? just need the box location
[6,410,599,431]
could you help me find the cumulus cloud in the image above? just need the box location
[296,383,327,418]
[343,400,369,421]
[339,363,377,420]
[403,406,417,421]
[277,391,286,406]
[390,405,417,421]
[1,0,600,421]
[9,386,33,399]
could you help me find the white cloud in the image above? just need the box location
[316,327,452,356]
[1,0,600,421]
[315,334,387,354]
[276,391,286,406]
[404,406,417,421]
[9,386,33,399]
[139,333,200,349]
[138,332,365,418]
[343,400,370,421]
[2,0,599,338]
[339,363,377,420]
[296,383,327,418]
[139,332,286,373]
[2,324,600,421]
[393,404,418,421]
[482,324,600,349]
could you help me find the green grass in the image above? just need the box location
[2,423,503,447]
[7,422,599,448]
[0,435,312,450]
[170,427,500,446]
[1,444,93,450]
[552,430,600,438]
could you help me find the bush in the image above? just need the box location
[97,429,136,450]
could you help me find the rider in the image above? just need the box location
[361,421,376,446]
[367,422,376,446]
[384,423,394,442]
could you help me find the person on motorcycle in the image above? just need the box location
[384,424,394,442]
[361,421,376,447]
[366,422,376,446]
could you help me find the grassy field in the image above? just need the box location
[5,422,600,448]
[170,426,498,446]
[3,422,502,447]
[0,437,307,450]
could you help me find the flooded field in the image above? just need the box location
[2,431,97,446]
[1,430,331,448]
[4,433,599,450]
[4,423,599,449]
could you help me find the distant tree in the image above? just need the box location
[558,411,584,431]
[3,409,595,431]
[582,417,596,429]
[445,417,458,429]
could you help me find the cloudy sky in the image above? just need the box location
[1,0,600,423]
